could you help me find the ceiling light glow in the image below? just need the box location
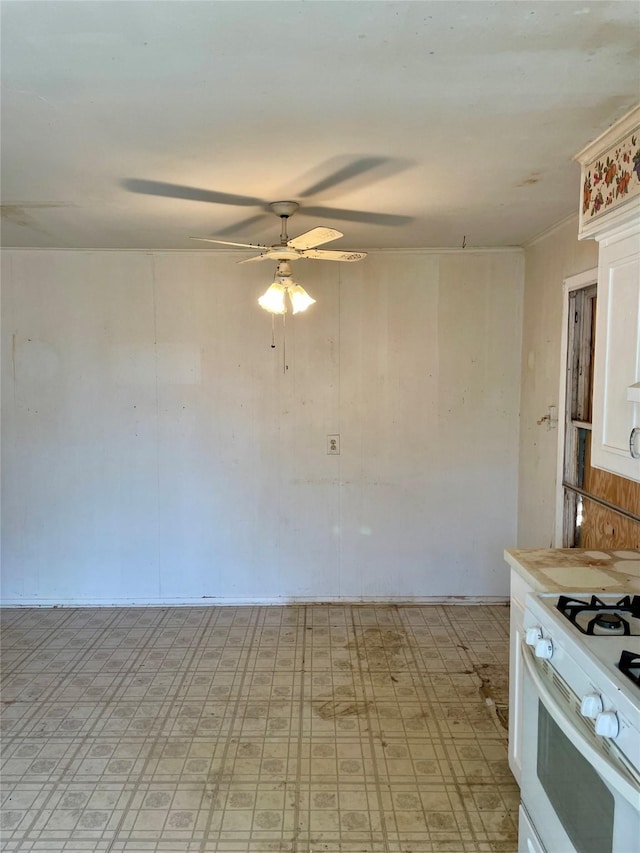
[258,263,316,314]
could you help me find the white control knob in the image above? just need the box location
[595,711,619,738]
[534,638,553,659]
[580,693,603,719]
[525,627,543,646]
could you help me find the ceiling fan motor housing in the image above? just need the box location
[270,201,299,218]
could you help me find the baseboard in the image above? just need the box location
[0,595,509,608]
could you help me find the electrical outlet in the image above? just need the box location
[327,434,340,455]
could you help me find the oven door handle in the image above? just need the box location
[521,641,640,805]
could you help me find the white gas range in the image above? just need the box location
[519,591,640,853]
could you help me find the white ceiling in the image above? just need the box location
[1,1,639,251]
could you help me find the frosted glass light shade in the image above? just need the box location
[258,282,286,314]
[288,283,316,314]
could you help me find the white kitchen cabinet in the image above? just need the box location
[508,570,535,786]
[574,105,640,483]
[591,223,640,482]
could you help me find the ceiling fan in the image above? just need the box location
[189,200,367,265]
[123,158,411,318]
[189,202,365,315]
[122,156,414,237]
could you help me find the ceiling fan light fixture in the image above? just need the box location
[288,283,316,314]
[258,260,315,315]
[258,282,287,314]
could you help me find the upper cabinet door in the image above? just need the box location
[592,224,640,482]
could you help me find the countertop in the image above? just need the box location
[504,548,640,594]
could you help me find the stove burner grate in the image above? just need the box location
[618,650,640,688]
[556,594,640,636]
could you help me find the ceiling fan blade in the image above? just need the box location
[189,237,267,249]
[302,249,367,262]
[237,254,272,264]
[298,157,389,198]
[123,179,264,207]
[302,205,414,227]
[288,227,343,250]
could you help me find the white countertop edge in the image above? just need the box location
[504,549,548,591]
[504,548,640,595]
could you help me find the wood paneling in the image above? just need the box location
[583,431,640,516]
[579,431,640,549]
[580,498,640,550]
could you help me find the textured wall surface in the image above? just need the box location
[1,249,523,604]
[518,218,599,547]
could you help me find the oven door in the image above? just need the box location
[520,642,640,853]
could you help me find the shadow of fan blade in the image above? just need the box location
[214,213,271,237]
[122,179,264,207]
[302,206,414,227]
[298,157,389,197]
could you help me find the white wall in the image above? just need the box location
[518,217,598,547]
[1,248,523,605]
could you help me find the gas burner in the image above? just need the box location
[618,650,640,688]
[594,612,624,631]
[556,594,640,636]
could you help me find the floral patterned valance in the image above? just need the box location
[581,125,640,227]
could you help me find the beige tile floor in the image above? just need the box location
[0,604,518,852]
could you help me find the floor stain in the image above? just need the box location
[347,627,408,667]
[313,700,373,720]
[472,663,509,729]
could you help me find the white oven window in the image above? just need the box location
[537,700,614,853]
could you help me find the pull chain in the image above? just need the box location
[271,313,276,348]
[282,312,287,373]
